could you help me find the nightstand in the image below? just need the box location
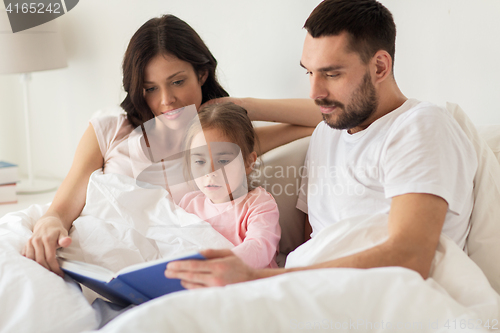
[0,190,57,218]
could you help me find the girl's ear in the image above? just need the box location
[199,70,209,86]
[245,151,258,175]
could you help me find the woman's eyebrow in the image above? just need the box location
[144,71,186,84]
[167,71,186,80]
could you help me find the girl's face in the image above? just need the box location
[189,128,256,204]
[143,53,207,129]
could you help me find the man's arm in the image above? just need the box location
[166,193,448,287]
[262,192,447,279]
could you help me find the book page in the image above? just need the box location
[58,258,115,282]
[116,251,200,275]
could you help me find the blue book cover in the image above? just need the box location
[58,252,205,306]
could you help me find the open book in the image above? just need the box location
[58,252,205,306]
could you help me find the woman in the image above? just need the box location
[22,15,321,276]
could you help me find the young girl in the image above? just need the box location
[178,103,281,269]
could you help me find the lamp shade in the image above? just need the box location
[0,10,67,75]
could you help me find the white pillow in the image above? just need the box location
[446,102,500,294]
[476,124,500,164]
[254,136,310,264]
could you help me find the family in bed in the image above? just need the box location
[22,0,476,303]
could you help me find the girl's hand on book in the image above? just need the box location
[165,249,257,288]
[22,216,72,277]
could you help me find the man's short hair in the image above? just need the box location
[304,0,396,69]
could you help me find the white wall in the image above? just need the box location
[384,0,500,125]
[0,0,499,180]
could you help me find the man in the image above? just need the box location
[165,0,477,287]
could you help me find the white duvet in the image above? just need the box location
[92,214,500,333]
[0,172,233,333]
[0,172,499,333]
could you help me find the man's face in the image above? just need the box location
[301,32,379,133]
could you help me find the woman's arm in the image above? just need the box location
[203,97,321,154]
[236,98,322,126]
[203,97,321,126]
[23,124,104,276]
[254,124,314,156]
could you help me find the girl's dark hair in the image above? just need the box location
[120,15,229,127]
[183,102,260,191]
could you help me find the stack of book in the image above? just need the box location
[0,161,19,204]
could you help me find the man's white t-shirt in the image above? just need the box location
[296,99,477,249]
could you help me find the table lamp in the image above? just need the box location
[0,10,67,193]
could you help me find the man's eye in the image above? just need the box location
[305,71,312,76]
[326,73,340,78]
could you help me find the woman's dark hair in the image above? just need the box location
[304,0,396,70]
[120,15,229,127]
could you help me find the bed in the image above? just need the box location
[0,103,499,332]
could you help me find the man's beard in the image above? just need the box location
[315,71,378,131]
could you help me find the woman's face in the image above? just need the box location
[143,53,207,127]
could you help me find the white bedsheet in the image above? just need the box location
[0,204,98,333]
[65,171,234,271]
[1,172,499,333]
[0,171,233,333]
[87,214,500,333]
